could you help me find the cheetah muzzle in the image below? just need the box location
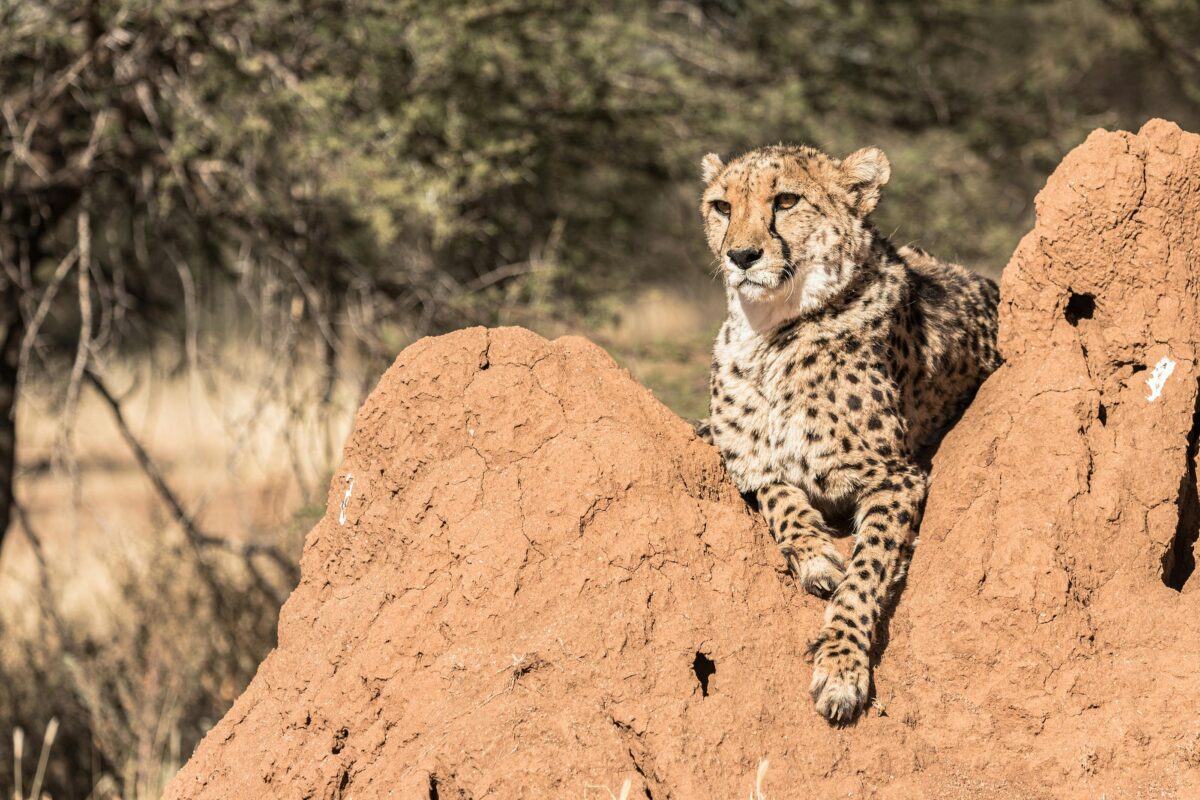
[697,144,1001,724]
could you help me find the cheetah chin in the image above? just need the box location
[733,276,785,302]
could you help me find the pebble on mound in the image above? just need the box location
[166,119,1200,800]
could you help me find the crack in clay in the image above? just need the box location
[609,716,661,799]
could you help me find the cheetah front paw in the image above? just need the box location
[783,543,846,598]
[807,634,869,724]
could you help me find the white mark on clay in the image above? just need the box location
[338,474,354,526]
[1145,356,1176,402]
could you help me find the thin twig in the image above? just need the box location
[65,205,94,417]
[16,245,78,400]
[57,204,94,527]
[170,248,202,398]
[461,260,550,294]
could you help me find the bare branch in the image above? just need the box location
[58,105,111,429]
[0,106,47,185]
[17,245,78,398]
[170,249,201,385]
[57,205,94,488]
[462,260,551,294]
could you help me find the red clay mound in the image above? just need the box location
[166,119,1200,799]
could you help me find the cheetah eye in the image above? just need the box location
[711,199,731,216]
[774,193,801,210]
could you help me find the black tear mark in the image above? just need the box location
[1065,292,1096,326]
[692,651,716,697]
[1163,380,1200,591]
[428,774,440,800]
[1097,402,1107,426]
[331,727,348,754]
[1131,363,1148,374]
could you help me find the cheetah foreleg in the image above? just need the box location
[807,464,927,724]
[756,484,845,598]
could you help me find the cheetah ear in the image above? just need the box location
[841,146,891,216]
[700,152,725,184]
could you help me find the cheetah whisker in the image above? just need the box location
[782,268,798,304]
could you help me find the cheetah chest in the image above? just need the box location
[711,327,848,496]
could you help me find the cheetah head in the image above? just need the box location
[700,144,890,320]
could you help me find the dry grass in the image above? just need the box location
[11,719,59,800]
[1,348,359,799]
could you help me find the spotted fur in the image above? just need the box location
[696,144,1000,723]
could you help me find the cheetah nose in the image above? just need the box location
[727,247,763,270]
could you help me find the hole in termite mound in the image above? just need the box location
[692,651,716,697]
[1065,292,1096,326]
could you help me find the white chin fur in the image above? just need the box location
[733,279,776,302]
[734,283,799,333]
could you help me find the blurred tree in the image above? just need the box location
[0,0,723,551]
[1,0,262,551]
[1102,0,1200,103]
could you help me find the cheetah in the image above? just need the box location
[695,144,1000,723]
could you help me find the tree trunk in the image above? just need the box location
[0,273,20,553]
